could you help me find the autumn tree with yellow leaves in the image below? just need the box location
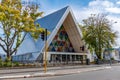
[0,0,44,60]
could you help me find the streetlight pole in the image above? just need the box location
[44,29,48,73]
[41,29,48,73]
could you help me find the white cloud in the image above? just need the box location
[73,0,117,23]
[106,7,120,14]
[73,7,102,23]
[89,0,114,8]
[88,0,120,14]
[107,15,120,34]
[116,1,120,4]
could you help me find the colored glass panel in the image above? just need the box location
[48,25,74,52]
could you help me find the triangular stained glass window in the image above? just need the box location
[57,47,61,51]
[48,25,75,52]
[54,41,58,46]
[54,35,58,39]
[60,42,64,46]
[51,47,56,51]
[50,42,53,46]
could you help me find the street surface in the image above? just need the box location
[3,66,120,80]
[0,65,103,77]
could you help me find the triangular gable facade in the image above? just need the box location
[13,6,87,61]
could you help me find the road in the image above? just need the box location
[3,66,120,80]
[0,65,103,77]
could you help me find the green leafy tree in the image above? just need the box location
[80,14,117,59]
[0,0,44,59]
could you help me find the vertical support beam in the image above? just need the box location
[60,54,62,63]
[66,54,67,64]
[70,55,72,62]
[75,55,76,61]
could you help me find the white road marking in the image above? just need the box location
[105,66,112,69]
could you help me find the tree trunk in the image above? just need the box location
[95,50,102,59]
[98,54,102,59]
[6,51,11,61]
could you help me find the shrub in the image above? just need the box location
[0,59,3,67]
[3,58,12,67]
[5,58,11,62]
[111,57,114,60]
[13,62,20,67]
[3,61,12,67]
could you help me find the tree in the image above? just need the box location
[0,0,44,59]
[80,14,117,59]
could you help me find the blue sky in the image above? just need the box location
[12,0,120,47]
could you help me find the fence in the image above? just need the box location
[11,59,87,67]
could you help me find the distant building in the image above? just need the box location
[103,48,120,61]
[0,54,6,61]
[10,6,90,63]
[0,47,6,61]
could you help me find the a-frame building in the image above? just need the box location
[13,6,90,63]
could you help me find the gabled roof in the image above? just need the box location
[15,6,84,61]
[35,6,69,32]
[15,6,70,58]
[35,6,70,51]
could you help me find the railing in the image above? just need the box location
[11,59,86,67]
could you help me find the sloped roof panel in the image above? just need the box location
[35,6,69,49]
[34,6,69,60]
[35,6,69,32]
[16,33,38,55]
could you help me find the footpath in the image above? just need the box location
[0,64,117,79]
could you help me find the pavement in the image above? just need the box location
[0,64,116,79]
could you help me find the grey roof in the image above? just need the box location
[15,6,69,55]
[34,6,70,60]
[14,6,72,60]
[16,33,38,55]
[35,6,69,32]
[35,6,69,50]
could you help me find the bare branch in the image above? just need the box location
[9,30,17,49]
[0,43,7,53]
[10,32,27,55]
[0,37,7,46]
